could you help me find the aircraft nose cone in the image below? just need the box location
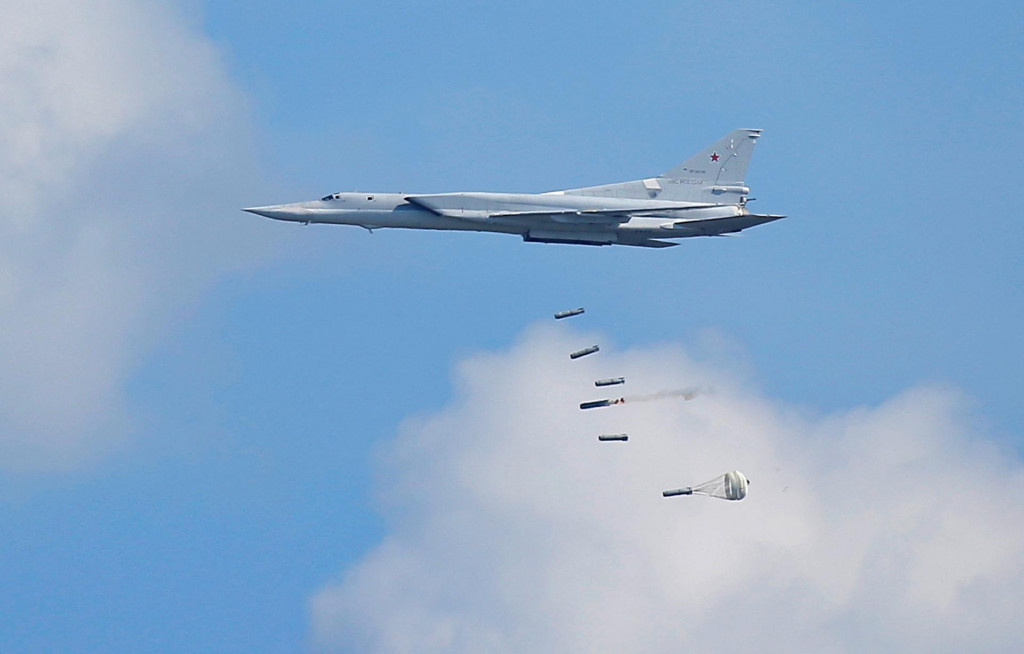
[243,204,302,221]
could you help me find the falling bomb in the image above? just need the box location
[579,398,624,410]
[569,345,600,360]
[662,488,694,497]
[595,377,625,387]
[554,307,585,320]
[598,434,628,442]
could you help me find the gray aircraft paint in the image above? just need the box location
[245,129,784,248]
[554,307,585,320]
[569,345,600,360]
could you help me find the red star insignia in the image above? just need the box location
[710,152,720,162]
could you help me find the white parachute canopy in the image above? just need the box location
[663,470,749,500]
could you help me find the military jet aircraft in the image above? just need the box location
[244,129,783,248]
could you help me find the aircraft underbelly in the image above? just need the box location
[313,208,504,232]
[300,205,780,244]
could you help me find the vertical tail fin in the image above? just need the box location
[663,129,762,185]
[558,128,764,202]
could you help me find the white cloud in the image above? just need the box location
[310,325,1024,652]
[0,0,268,469]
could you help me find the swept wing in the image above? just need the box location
[405,194,718,224]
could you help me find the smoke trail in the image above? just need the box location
[579,388,708,411]
[621,387,706,404]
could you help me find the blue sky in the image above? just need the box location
[1,1,1022,651]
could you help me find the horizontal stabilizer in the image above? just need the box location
[661,213,785,235]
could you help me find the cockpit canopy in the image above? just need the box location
[320,193,343,201]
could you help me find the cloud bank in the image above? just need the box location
[311,325,1024,652]
[0,0,266,469]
